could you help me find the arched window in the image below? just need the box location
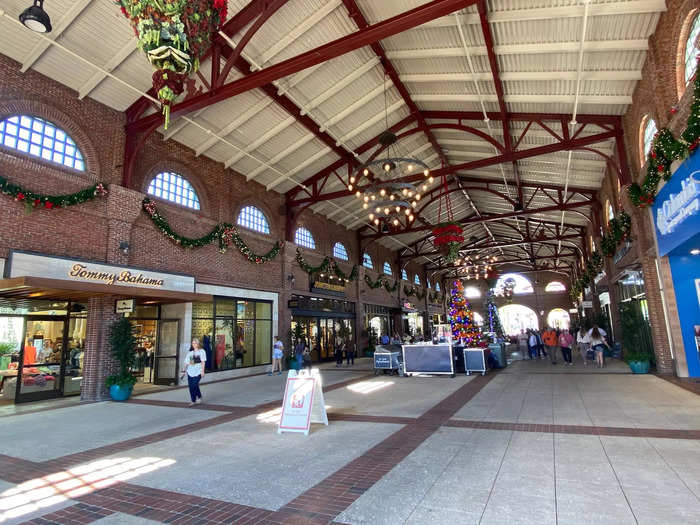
[642,117,657,160]
[0,115,85,171]
[496,273,534,294]
[148,171,200,210]
[414,275,421,286]
[236,205,270,234]
[547,308,571,330]
[362,253,373,269]
[683,13,700,85]
[606,201,615,226]
[464,286,481,299]
[499,304,539,335]
[382,262,392,275]
[333,242,348,260]
[435,282,440,292]
[545,281,566,292]
[427,281,432,289]
[294,227,315,249]
[401,269,408,280]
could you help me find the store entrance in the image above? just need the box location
[291,317,354,362]
[17,318,66,403]
[154,319,179,385]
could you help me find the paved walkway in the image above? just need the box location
[0,358,698,524]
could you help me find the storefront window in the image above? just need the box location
[192,296,272,372]
[0,300,88,402]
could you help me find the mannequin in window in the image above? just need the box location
[23,338,37,366]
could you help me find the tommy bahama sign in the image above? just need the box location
[68,264,165,287]
[8,252,196,293]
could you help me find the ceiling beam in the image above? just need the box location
[413,94,632,105]
[126,0,479,133]
[385,40,648,60]
[400,70,642,82]
[290,128,613,205]
[361,198,594,240]
[423,111,622,126]
[405,233,581,261]
[419,0,666,27]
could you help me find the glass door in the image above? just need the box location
[154,320,179,385]
[17,318,66,402]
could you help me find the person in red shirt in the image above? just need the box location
[558,329,574,365]
[542,327,558,365]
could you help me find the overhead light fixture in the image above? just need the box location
[19,0,52,33]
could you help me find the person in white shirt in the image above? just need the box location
[587,325,609,368]
[269,336,284,376]
[181,338,206,405]
[576,327,591,366]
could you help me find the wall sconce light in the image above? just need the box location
[19,0,52,33]
[119,241,130,255]
[287,274,295,284]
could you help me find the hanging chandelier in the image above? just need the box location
[457,253,499,280]
[349,75,434,230]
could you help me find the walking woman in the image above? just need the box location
[576,326,590,365]
[587,324,610,368]
[181,338,206,406]
[559,328,574,365]
[269,335,284,375]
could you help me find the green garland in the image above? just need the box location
[142,198,283,263]
[428,291,443,304]
[384,279,399,293]
[629,60,700,207]
[363,274,398,292]
[570,250,604,301]
[1,176,107,211]
[600,211,632,257]
[403,284,427,300]
[295,249,358,282]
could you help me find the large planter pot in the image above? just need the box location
[628,361,650,374]
[109,384,133,401]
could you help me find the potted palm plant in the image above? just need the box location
[619,301,653,374]
[105,317,137,401]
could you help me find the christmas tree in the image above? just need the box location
[449,280,481,345]
[485,289,505,338]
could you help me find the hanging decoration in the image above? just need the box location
[428,291,443,304]
[142,198,282,263]
[295,249,358,282]
[600,211,632,257]
[500,277,516,303]
[628,59,700,207]
[362,274,399,292]
[351,71,433,232]
[0,176,107,212]
[449,280,481,345]
[569,250,604,301]
[403,284,426,300]
[431,165,463,263]
[116,0,228,129]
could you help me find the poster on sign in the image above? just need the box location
[278,369,328,435]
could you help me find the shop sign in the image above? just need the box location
[312,281,345,293]
[287,299,299,309]
[115,299,134,313]
[8,251,195,293]
[278,369,328,436]
[403,301,415,311]
[653,151,700,256]
[613,239,632,264]
[581,300,593,308]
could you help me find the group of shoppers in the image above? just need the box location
[518,324,610,368]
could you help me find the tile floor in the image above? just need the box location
[0,359,696,524]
